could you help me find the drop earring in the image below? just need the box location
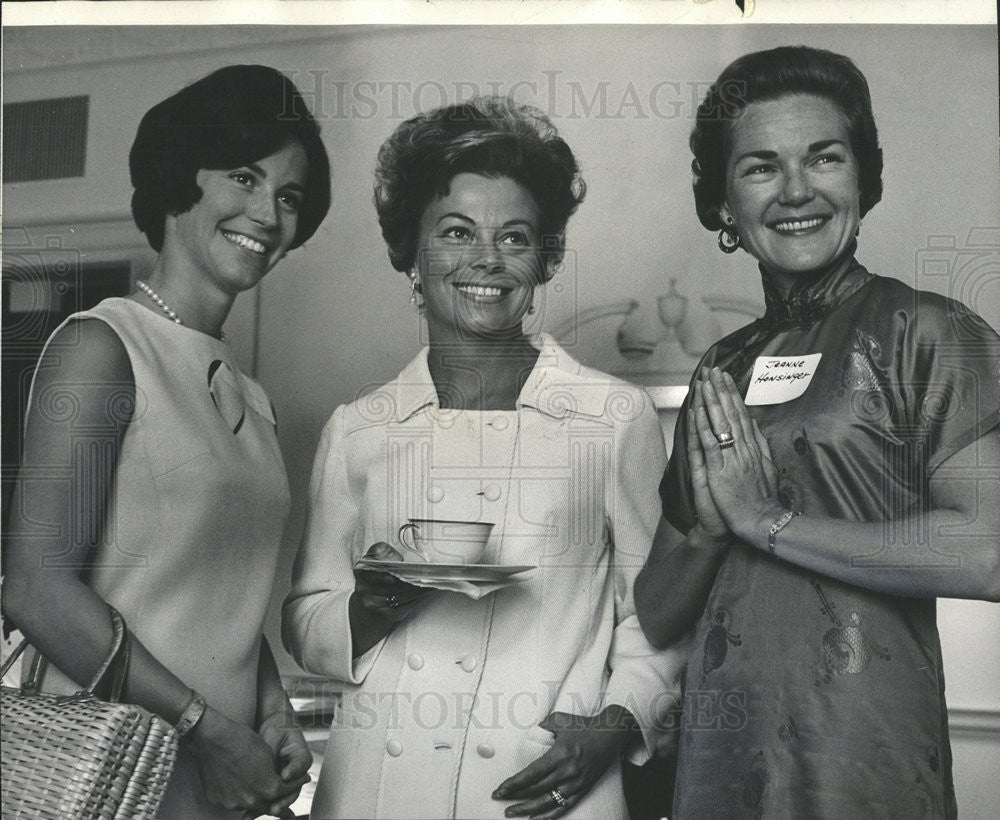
[408,271,419,305]
[718,217,741,254]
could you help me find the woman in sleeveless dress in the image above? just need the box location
[2,65,331,818]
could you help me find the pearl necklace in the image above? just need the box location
[135,280,225,341]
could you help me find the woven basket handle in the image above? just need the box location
[0,605,130,701]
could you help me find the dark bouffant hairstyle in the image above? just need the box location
[374,97,586,276]
[690,45,883,231]
[129,64,331,252]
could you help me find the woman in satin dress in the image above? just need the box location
[636,45,1000,818]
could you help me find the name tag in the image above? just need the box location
[744,353,822,406]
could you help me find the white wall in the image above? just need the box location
[5,23,999,813]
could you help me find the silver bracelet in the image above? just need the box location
[175,691,208,737]
[767,510,800,557]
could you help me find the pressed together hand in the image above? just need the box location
[685,369,731,540]
[691,367,782,542]
[493,707,636,819]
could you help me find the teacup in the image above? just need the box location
[397,518,494,565]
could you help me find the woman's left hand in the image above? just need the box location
[256,711,312,818]
[694,367,783,541]
[492,707,635,818]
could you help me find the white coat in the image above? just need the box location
[283,336,686,819]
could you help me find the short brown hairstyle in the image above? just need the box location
[690,46,883,231]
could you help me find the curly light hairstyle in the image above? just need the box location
[374,96,586,277]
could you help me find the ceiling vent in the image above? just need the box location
[3,95,89,183]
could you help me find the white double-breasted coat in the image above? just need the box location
[283,336,686,818]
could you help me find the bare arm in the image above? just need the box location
[3,321,193,718]
[697,367,1000,601]
[635,377,743,649]
[734,431,1000,600]
[2,319,303,814]
[634,517,728,649]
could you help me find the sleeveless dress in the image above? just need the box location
[29,298,291,819]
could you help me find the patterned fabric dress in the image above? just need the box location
[660,257,1000,819]
[28,298,291,819]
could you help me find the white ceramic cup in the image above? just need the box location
[397,518,494,564]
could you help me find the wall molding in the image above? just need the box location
[2,219,155,276]
[949,708,1000,738]
[4,29,343,74]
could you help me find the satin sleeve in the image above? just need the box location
[895,294,1000,474]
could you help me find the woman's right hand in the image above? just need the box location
[688,369,731,540]
[189,706,308,816]
[349,543,437,656]
[694,368,782,540]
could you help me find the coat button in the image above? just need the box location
[427,485,444,503]
[491,417,509,430]
[386,739,403,757]
[477,743,495,758]
[483,484,501,502]
[407,653,424,670]
[460,655,477,672]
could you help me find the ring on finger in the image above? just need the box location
[550,788,568,808]
[716,431,735,449]
[385,594,400,608]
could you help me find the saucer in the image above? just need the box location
[355,558,535,583]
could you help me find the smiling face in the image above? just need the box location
[169,138,308,294]
[415,173,544,343]
[720,94,862,292]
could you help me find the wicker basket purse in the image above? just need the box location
[1,606,178,819]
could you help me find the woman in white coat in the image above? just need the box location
[282,97,685,819]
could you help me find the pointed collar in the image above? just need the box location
[759,248,874,331]
[387,333,611,422]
